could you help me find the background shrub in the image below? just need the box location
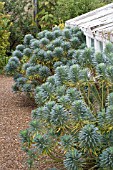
[36,0,58,30]
[0,2,11,72]
[55,0,106,22]
[1,0,35,51]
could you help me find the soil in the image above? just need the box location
[0,75,62,170]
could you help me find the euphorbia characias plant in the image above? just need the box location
[5,26,85,96]
[20,42,113,169]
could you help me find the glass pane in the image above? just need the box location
[91,38,94,47]
[99,41,103,52]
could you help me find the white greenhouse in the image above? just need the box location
[65,3,113,52]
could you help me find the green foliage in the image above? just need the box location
[5,27,85,95]
[36,0,58,30]
[1,0,37,50]
[99,147,113,170]
[20,42,113,169]
[79,124,101,151]
[55,0,105,22]
[64,149,83,170]
[0,2,10,71]
[1,0,59,50]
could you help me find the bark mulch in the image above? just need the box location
[0,75,62,170]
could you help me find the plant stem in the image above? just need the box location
[47,149,63,163]
[102,81,104,110]
[89,165,98,170]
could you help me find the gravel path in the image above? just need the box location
[0,75,35,170]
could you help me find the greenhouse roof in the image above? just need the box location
[65,3,113,42]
